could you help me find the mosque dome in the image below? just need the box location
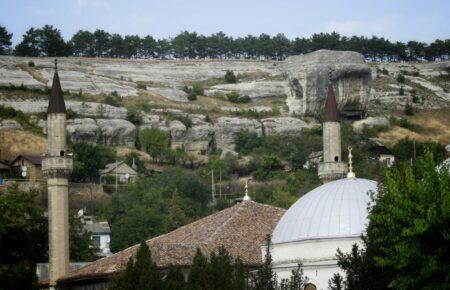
[272,178,377,245]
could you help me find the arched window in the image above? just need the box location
[334,156,339,162]
[60,150,65,157]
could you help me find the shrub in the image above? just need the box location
[234,131,262,155]
[224,70,237,83]
[27,60,35,67]
[126,109,142,125]
[226,92,251,103]
[381,68,389,75]
[139,128,169,162]
[254,155,284,180]
[187,91,197,101]
[192,83,204,96]
[397,74,405,83]
[399,86,404,96]
[103,93,122,107]
[404,102,414,115]
[136,82,146,90]
[412,95,419,103]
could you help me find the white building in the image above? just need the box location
[82,215,112,257]
[269,177,377,289]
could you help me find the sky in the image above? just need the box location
[1,0,449,45]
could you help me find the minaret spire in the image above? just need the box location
[347,146,356,179]
[324,70,339,122]
[47,58,67,114]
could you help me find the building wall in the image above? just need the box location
[269,236,362,290]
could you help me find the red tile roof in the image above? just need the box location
[59,201,285,284]
[324,82,340,122]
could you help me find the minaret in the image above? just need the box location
[42,59,73,289]
[318,71,348,181]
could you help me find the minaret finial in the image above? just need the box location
[347,146,356,179]
[54,59,58,71]
[243,179,251,201]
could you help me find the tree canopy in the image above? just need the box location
[6,24,450,61]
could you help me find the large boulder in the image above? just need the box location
[352,116,390,133]
[214,117,262,151]
[66,118,100,143]
[283,49,371,116]
[0,119,23,130]
[183,119,215,154]
[169,120,188,149]
[148,88,188,102]
[261,117,310,135]
[96,119,136,146]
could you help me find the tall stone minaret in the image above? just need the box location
[42,59,73,289]
[318,71,347,181]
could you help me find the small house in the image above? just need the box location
[81,215,112,257]
[369,139,395,167]
[11,155,43,181]
[99,161,137,184]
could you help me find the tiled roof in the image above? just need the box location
[59,201,285,284]
[324,82,340,122]
[83,221,111,235]
[12,155,43,165]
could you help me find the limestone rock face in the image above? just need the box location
[214,117,262,151]
[96,119,136,146]
[148,88,189,102]
[66,118,100,143]
[262,117,310,135]
[0,119,23,130]
[183,119,215,154]
[284,49,371,116]
[169,120,188,149]
[207,80,287,99]
[352,116,390,133]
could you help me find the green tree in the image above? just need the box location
[15,27,41,56]
[71,142,116,182]
[0,25,13,55]
[71,30,95,56]
[328,273,344,290]
[225,70,237,83]
[164,265,186,290]
[110,242,162,290]
[234,131,262,155]
[252,235,277,290]
[139,127,170,162]
[93,29,111,57]
[254,155,284,181]
[39,25,67,56]
[187,249,210,290]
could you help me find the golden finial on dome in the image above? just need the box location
[243,179,251,201]
[347,146,356,179]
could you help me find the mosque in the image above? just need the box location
[44,62,377,290]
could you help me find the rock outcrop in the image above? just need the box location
[66,118,100,143]
[214,117,263,152]
[262,117,310,135]
[96,119,136,147]
[352,116,390,133]
[0,119,23,130]
[284,49,371,116]
[207,80,287,99]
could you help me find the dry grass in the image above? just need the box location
[0,129,47,160]
[17,63,49,85]
[378,109,450,145]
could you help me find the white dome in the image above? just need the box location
[272,178,377,244]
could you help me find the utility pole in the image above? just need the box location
[115,159,118,193]
[219,168,222,198]
[211,169,216,205]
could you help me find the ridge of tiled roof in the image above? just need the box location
[13,155,42,165]
[324,82,340,122]
[58,201,285,284]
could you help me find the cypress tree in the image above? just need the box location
[187,249,210,290]
[252,235,277,290]
[164,265,186,290]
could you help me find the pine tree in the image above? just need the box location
[252,235,277,290]
[232,258,248,290]
[209,246,233,290]
[164,265,186,290]
[187,249,210,290]
[328,273,344,290]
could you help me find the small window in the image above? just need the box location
[92,235,101,248]
[60,150,64,157]
[334,156,339,162]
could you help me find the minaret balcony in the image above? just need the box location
[42,156,73,177]
[318,161,348,180]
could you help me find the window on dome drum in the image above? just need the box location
[334,156,339,161]
[304,283,317,290]
[60,150,64,157]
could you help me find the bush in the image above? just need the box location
[404,102,414,115]
[399,86,404,96]
[139,128,169,162]
[412,95,419,103]
[226,92,251,103]
[27,60,35,67]
[192,83,204,96]
[224,70,237,83]
[126,109,142,125]
[136,82,146,90]
[188,91,197,101]
[103,93,122,107]
[397,74,406,83]
[381,68,389,75]
[166,113,193,128]
[254,155,284,180]
[234,131,262,155]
